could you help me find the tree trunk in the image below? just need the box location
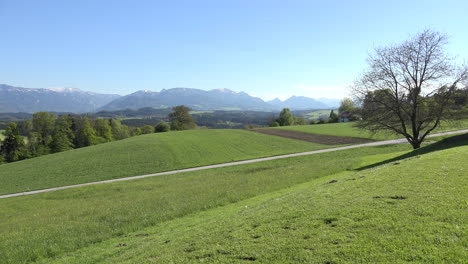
[410,140,421,149]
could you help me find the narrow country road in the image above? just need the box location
[1,129,467,199]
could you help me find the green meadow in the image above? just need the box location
[46,140,467,264]
[0,125,466,263]
[0,143,416,264]
[274,122,396,140]
[273,120,468,140]
[0,129,331,195]
[303,109,332,120]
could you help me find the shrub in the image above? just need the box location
[155,122,170,132]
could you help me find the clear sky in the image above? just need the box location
[1,0,467,100]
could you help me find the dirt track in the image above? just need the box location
[250,128,375,145]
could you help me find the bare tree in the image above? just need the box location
[353,29,467,149]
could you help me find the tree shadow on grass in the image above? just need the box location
[355,133,468,171]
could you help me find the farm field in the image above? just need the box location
[303,109,332,120]
[273,120,468,141]
[0,135,466,263]
[0,144,413,263]
[0,129,329,195]
[250,128,374,145]
[277,122,394,140]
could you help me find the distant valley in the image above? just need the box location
[0,84,340,113]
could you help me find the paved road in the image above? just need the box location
[1,129,467,199]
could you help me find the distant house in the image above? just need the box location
[339,111,360,122]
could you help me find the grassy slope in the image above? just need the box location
[0,129,4,140]
[274,120,468,140]
[274,122,397,140]
[0,144,413,264]
[0,129,328,195]
[44,142,468,263]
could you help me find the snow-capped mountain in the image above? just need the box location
[0,84,120,113]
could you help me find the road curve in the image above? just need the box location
[1,129,467,199]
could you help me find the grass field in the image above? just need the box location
[189,110,214,114]
[0,129,329,195]
[303,109,332,120]
[274,120,468,140]
[0,143,416,263]
[45,140,467,264]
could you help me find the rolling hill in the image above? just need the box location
[52,141,466,264]
[0,135,465,263]
[0,129,329,195]
[0,142,414,263]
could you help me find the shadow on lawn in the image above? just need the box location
[356,133,468,171]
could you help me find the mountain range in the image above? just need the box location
[267,96,332,110]
[99,88,272,111]
[0,84,120,113]
[0,84,340,113]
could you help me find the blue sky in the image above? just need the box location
[1,0,467,100]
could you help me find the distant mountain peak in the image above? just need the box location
[267,98,283,106]
[213,88,235,93]
[46,87,81,93]
[266,95,330,110]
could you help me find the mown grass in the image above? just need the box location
[42,140,468,263]
[0,144,413,264]
[274,120,468,140]
[0,129,329,195]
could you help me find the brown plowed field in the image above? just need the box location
[250,128,375,145]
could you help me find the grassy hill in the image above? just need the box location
[273,120,468,140]
[47,139,466,264]
[0,129,331,195]
[0,129,4,140]
[0,143,415,263]
[0,129,466,263]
